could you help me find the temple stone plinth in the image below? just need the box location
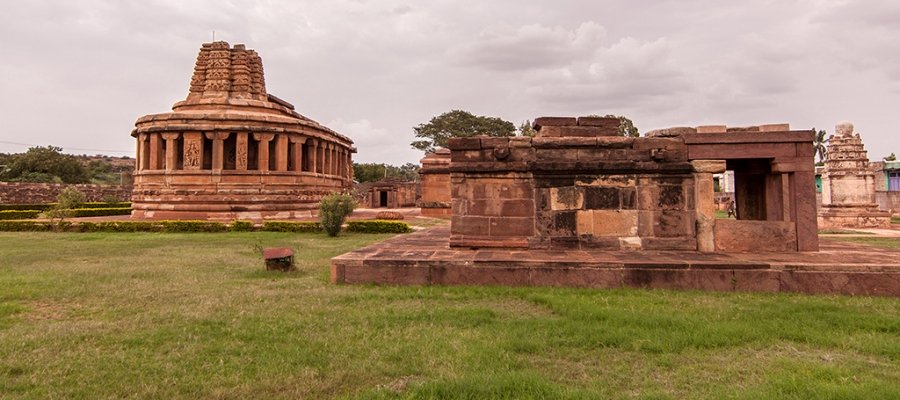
[130,41,355,220]
[818,121,891,229]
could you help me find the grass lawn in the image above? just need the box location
[1,232,899,399]
[892,216,900,225]
[825,236,900,249]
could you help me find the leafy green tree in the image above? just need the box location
[1,146,90,183]
[353,163,386,183]
[411,110,516,153]
[813,129,827,165]
[518,120,537,137]
[354,162,421,182]
[586,115,639,137]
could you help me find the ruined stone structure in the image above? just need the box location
[418,148,452,217]
[818,122,891,228]
[131,42,354,220]
[447,117,818,252]
[333,117,900,295]
[359,180,418,208]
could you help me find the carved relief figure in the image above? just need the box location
[185,141,200,167]
[236,146,247,169]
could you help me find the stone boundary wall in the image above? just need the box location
[875,191,900,215]
[0,182,132,204]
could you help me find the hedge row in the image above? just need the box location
[347,220,413,233]
[0,219,412,234]
[0,207,133,220]
[69,207,133,218]
[0,202,131,211]
[0,210,42,220]
[261,221,323,233]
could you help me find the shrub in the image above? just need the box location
[230,220,255,232]
[160,221,228,233]
[56,187,86,209]
[69,208,132,218]
[374,211,404,220]
[262,221,322,233]
[320,193,356,237]
[0,210,41,220]
[346,220,412,234]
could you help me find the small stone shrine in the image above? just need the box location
[818,121,891,228]
[447,117,818,252]
[131,41,354,220]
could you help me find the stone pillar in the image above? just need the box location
[308,139,318,174]
[162,133,180,171]
[254,133,274,172]
[275,134,288,171]
[135,136,142,171]
[205,132,230,171]
[290,136,306,172]
[317,141,326,174]
[235,132,248,170]
[149,133,163,170]
[692,160,726,252]
[337,148,345,178]
[322,143,334,175]
[182,132,203,170]
[138,134,150,171]
[792,171,819,251]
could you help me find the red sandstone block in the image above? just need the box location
[451,216,490,236]
[489,216,535,237]
[431,265,528,286]
[576,116,619,127]
[539,126,617,137]
[779,271,900,296]
[624,269,733,291]
[341,264,431,285]
[481,137,510,148]
[529,268,624,288]
[534,117,577,128]
[733,270,781,292]
[500,199,535,217]
[448,137,482,150]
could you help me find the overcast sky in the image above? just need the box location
[1,0,898,165]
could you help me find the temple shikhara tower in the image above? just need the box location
[818,121,891,228]
[131,41,354,219]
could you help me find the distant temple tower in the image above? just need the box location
[131,41,355,220]
[818,121,891,228]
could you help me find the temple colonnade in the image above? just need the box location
[135,131,352,181]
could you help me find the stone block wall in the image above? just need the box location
[418,149,452,217]
[0,182,133,204]
[448,116,698,251]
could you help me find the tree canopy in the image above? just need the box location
[353,162,420,183]
[0,146,91,183]
[411,110,516,153]
[813,129,828,166]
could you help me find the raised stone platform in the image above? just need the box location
[332,226,900,296]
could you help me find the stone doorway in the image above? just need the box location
[379,191,389,207]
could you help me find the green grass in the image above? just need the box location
[1,232,898,399]
[892,216,900,225]
[817,229,875,235]
[825,236,900,249]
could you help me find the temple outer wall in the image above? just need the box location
[0,182,132,204]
